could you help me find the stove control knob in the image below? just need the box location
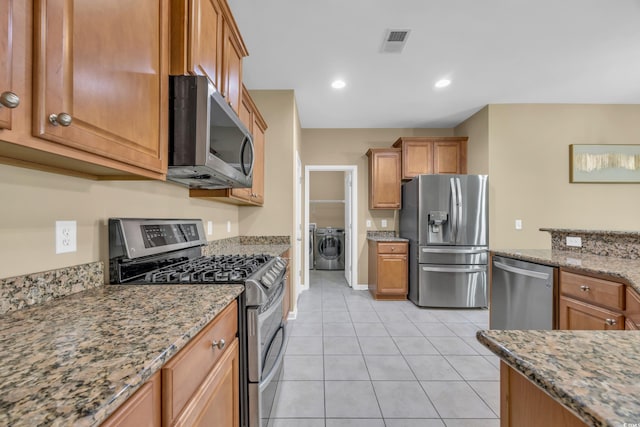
[261,276,273,287]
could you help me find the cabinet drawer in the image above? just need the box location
[377,242,407,254]
[162,300,238,426]
[560,271,624,311]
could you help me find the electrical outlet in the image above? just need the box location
[566,236,582,247]
[366,220,372,228]
[381,219,388,228]
[227,220,231,233]
[207,221,213,235]
[56,221,77,254]
[515,219,522,230]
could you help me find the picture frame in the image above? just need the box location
[569,144,640,183]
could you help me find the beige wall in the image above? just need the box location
[455,106,489,175]
[481,104,640,249]
[309,171,345,228]
[301,128,453,285]
[0,163,239,279]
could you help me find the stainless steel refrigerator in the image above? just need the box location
[399,174,489,308]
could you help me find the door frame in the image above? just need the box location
[303,165,360,294]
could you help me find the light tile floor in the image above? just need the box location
[269,270,500,427]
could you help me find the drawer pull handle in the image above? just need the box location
[212,338,226,350]
[605,319,617,326]
[579,285,590,292]
[391,247,395,251]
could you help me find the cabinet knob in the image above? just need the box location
[605,319,617,326]
[579,285,590,292]
[49,112,73,127]
[0,91,20,109]
[391,247,395,251]
[212,338,226,350]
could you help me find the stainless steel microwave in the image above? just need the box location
[167,75,254,189]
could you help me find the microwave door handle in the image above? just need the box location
[240,136,254,177]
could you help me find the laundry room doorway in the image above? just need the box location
[303,165,358,294]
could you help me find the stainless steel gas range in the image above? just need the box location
[108,218,287,427]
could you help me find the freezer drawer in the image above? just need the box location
[418,246,487,265]
[413,264,487,308]
[490,256,555,330]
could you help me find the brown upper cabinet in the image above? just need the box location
[392,137,468,179]
[0,0,169,179]
[366,148,401,209]
[0,1,16,131]
[190,86,267,206]
[171,0,248,115]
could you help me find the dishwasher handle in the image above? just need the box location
[493,260,550,281]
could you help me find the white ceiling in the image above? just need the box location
[227,0,640,129]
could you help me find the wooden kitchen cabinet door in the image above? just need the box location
[0,0,16,130]
[559,296,624,330]
[402,140,434,177]
[102,372,161,427]
[368,241,408,300]
[433,141,466,174]
[366,148,401,209]
[221,19,244,115]
[171,0,223,87]
[32,0,169,176]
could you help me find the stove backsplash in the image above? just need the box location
[0,261,103,316]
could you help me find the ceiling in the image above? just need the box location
[227,0,640,129]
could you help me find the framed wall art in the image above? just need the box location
[569,144,640,183]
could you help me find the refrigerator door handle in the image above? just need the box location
[455,177,463,243]
[493,261,551,281]
[450,178,458,243]
[421,266,487,273]
[421,247,487,254]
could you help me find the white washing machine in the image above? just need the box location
[314,227,345,270]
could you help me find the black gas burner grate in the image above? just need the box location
[144,254,273,283]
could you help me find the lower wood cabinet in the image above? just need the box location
[500,362,587,427]
[171,338,239,427]
[162,300,238,426]
[368,240,408,300]
[559,296,624,330]
[102,372,161,427]
[558,270,625,330]
[626,287,640,330]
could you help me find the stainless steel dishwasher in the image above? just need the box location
[490,255,556,329]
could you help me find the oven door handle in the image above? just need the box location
[259,323,286,391]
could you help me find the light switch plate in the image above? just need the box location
[515,219,522,230]
[207,221,213,235]
[227,220,231,233]
[56,220,77,254]
[366,220,372,228]
[566,236,582,247]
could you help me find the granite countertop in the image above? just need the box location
[0,284,244,426]
[367,236,409,242]
[492,249,640,295]
[477,329,640,427]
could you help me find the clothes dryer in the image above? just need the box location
[314,227,345,270]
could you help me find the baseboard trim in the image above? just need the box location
[352,283,369,291]
[287,307,298,320]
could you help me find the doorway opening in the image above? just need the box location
[303,165,359,296]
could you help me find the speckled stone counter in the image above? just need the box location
[477,329,640,427]
[0,284,244,426]
[202,235,290,257]
[492,249,640,295]
[366,230,408,242]
[541,228,640,260]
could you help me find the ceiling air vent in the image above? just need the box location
[381,29,411,53]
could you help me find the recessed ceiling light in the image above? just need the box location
[434,79,451,88]
[331,80,346,89]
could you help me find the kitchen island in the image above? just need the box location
[477,329,640,427]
